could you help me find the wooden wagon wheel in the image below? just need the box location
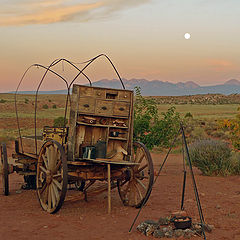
[37,140,68,213]
[117,142,154,208]
[0,143,9,196]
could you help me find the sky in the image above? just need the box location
[0,0,240,92]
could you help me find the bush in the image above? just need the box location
[0,99,6,103]
[24,98,29,104]
[188,139,232,176]
[190,127,208,140]
[53,117,67,127]
[52,104,57,109]
[185,112,193,119]
[133,87,181,150]
[42,104,49,109]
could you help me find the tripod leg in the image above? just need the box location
[181,125,207,240]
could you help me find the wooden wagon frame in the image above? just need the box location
[0,55,154,214]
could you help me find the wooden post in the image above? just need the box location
[107,163,111,214]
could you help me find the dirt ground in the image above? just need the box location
[0,151,240,240]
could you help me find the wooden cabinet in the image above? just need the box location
[68,84,134,161]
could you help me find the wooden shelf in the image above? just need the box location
[77,121,128,129]
[108,137,127,141]
[77,112,128,119]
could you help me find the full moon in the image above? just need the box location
[184,33,191,39]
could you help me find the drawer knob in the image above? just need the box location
[83,104,89,108]
[102,106,107,110]
[119,107,124,111]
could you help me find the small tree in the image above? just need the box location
[133,87,181,150]
[53,117,68,127]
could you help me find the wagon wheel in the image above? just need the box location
[37,140,68,213]
[117,142,154,208]
[0,143,9,196]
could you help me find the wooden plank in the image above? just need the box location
[108,164,111,214]
[68,85,80,161]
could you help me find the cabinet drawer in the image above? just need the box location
[79,86,93,97]
[118,91,131,101]
[113,102,130,116]
[96,100,113,115]
[78,97,95,113]
[94,89,105,98]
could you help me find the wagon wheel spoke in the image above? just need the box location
[136,178,147,190]
[52,178,62,190]
[52,183,60,202]
[39,182,47,195]
[53,160,62,174]
[42,154,48,169]
[42,185,49,204]
[37,140,67,214]
[136,164,148,173]
[48,185,52,210]
[40,166,47,173]
[133,181,143,200]
[50,184,56,208]
[53,173,62,179]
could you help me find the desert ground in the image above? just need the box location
[0,93,240,240]
[0,149,240,240]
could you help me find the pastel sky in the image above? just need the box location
[0,0,240,92]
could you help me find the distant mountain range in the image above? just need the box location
[11,78,240,96]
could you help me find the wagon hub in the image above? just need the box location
[46,170,52,184]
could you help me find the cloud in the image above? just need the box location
[0,0,151,26]
[205,59,235,71]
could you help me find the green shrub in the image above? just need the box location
[52,104,57,109]
[229,152,240,175]
[188,139,232,176]
[133,87,181,150]
[42,104,49,109]
[24,98,29,104]
[53,117,67,127]
[185,112,193,119]
[0,99,6,103]
[190,127,208,140]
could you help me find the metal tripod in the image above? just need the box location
[129,124,207,240]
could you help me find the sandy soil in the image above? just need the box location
[0,151,240,240]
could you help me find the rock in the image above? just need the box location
[136,222,148,234]
[216,204,221,209]
[184,229,195,239]
[145,225,156,236]
[153,229,165,238]
[137,220,159,236]
[203,224,214,233]
[144,219,158,225]
[162,227,168,233]
[158,217,169,226]
[165,230,173,238]
[174,229,184,238]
